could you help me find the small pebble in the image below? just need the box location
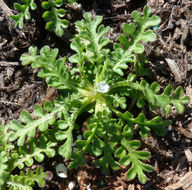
[77,176,81,181]
[56,163,68,178]
[87,183,91,190]
[68,181,76,190]
[45,171,53,181]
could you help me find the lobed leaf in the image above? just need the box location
[0,151,9,188]
[110,6,160,76]
[7,167,47,190]
[8,102,65,146]
[42,0,69,36]
[116,138,153,184]
[94,142,120,174]
[21,46,77,90]
[12,135,56,170]
[74,12,110,65]
[11,0,37,29]
[112,79,189,114]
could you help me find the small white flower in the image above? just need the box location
[97,81,110,93]
[56,163,67,178]
[68,181,76,190]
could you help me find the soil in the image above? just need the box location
[0,0,192,189]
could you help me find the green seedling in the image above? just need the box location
[11,0,77,36]
[1,6,189,189]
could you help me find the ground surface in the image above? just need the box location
[0,0,192,189]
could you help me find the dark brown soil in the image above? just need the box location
[0,0,192,189]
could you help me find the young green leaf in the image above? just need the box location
[11,0,37,29]
[110,6,161,76]
[7,167,47,189]
[42,0,69,36]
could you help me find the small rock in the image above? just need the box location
[68,181,76,190]
[45,171,53,181]
[56,163,67,178]
[87,183,91,190]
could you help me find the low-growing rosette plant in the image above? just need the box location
[0,6,189,189]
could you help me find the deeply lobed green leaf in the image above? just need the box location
[42,0,69,36]
[7,167,47,190]
[11,0,77,36]
[11,0,37,29]
[110,6,161,76]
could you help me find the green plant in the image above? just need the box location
[11,0,77,36]
[1,6,189,189]
[0,121,56,190]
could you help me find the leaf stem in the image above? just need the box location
[82,123,98,152]
[107,103,165,127]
